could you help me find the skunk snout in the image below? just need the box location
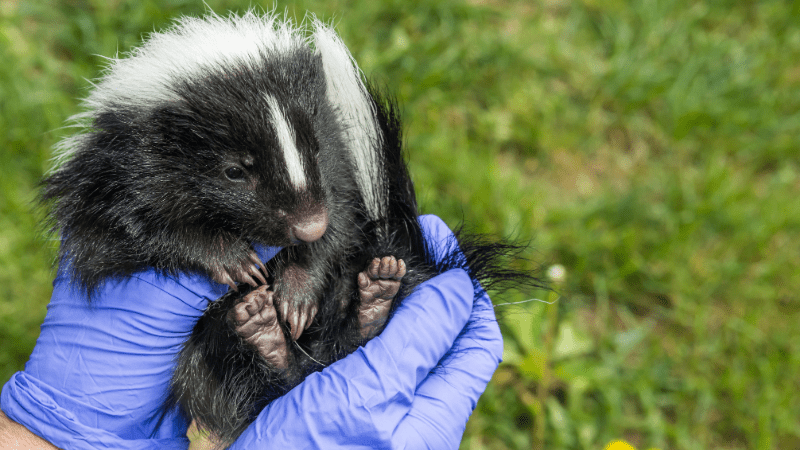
[288,207,328,244]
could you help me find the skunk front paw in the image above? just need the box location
[272,264,319,341]
[211,250,268,291]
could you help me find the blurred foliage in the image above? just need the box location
[1,1,798,449]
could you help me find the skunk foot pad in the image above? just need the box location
[228,285,288,370]
[358,256,407,339]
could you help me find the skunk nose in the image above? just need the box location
[290,207,328,243]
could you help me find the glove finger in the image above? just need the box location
[393,292,502,448]
[365,268,474,396]
[456,291,504,363]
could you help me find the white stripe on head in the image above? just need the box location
[87,10,306,114]
[265,94,307,190]
[53,9,309,167]
[311,20,385,220]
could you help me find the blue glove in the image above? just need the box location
[0,244,279,450]
[1,215,502,449]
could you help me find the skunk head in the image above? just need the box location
[128,45,336,246]
[40,11,381,295]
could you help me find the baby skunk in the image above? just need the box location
[42,12,371,339]
[39,10,539,446]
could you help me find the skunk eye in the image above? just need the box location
[224,166,245,180]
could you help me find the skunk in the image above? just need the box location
[39,11,540,446]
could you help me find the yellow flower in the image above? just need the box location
[603,440,661,450]
[604,441,636,450]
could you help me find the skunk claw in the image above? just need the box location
[248,251,268,284]
[306,306,317,330]
[240,272,258,288]
[223,273,238,292]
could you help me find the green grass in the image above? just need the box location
[1,1,798,449]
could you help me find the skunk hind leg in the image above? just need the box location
[357,256,407,339]
[228,285,289,369]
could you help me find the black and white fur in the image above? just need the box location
[40,11,539,446]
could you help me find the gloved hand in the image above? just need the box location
[0,215,502,449]
[229,214,503,449]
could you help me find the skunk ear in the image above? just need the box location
[312,21,386,220]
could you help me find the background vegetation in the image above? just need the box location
[1,1,798,449]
